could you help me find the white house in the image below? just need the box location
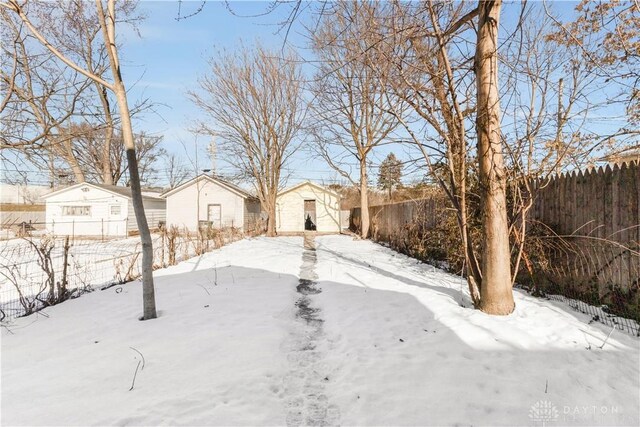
[161,175,262,232]
[276,181,341,233]
[42,183,166,237]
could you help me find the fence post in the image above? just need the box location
[60,235,70,301]
[101,219,104,242]
[161,229,165,268]
[72,220,75,244]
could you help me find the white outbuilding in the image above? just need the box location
[42,183,166,237]
[161,175,262,232]
[276,181,342,233]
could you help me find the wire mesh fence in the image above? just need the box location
[0,217,166,242]
[351,197,640,337]
[516,231,640,335]
[0,225,244,321]
[515,284,640,337]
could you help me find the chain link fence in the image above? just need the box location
[0,224,245,321]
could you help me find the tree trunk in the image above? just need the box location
[100,0,156,320]
[59,235,70,301]
[359,158,370,239]
[3,0,157,319]
[97,84,114,185]
[61,138,85,183]
[457,151,482,306]
[266,200,277,237]
[120,95,156,320]
[475,0,514,315]
[457,187,482,306]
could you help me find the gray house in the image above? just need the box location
[161,175,261,232]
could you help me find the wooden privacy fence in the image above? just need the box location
[350,160,639,324]
[530,161,638,248]
[527,161,639,313]
[351,198,440,240]
[350,195,457,266]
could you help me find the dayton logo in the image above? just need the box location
[529,400,559,426]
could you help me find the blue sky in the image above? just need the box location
[118,1,604,188]
[122,1,307,144]
[120,1,330,185]
[8,1,624,188]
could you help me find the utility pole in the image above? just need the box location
[208,137,217,177]
[48,151,55,188]
[555,77,564,169]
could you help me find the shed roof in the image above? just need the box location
[277,180,341,198]
[160,174,257,200]
[41,182,165,202]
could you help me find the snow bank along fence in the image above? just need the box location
[351,161,640,335]
[0,226,244,321]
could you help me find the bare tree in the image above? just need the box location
[0,1,144,186]
[189,45,305,236]
[309,1,405,239]
[501,9,595,175]
[382,1,485,306]
[496,6,610,287]
[115,132,165,187]
[1,0,157,320]
[385,0,611,314]
[474,0,514,314]
[0,7,92,184]
[70,125,165,186]
[381,0,515,313]
[33,0,119,185]
[546,0,639,132]
[162,152,189,190]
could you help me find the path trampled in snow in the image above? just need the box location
[1,235,638,426]
[284,233,340,427]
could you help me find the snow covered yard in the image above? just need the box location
[0,235,156,307]
[1,235,638,426]
[0,231,241,319]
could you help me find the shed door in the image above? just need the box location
[304,200,317,231]
[207,204,222,228]
[108,204,123,236]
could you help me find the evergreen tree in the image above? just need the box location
[377,153,403,198]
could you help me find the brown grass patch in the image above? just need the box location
[0,203,46,212]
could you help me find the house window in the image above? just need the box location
[110,205,121,215]
[62,206,91,216]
